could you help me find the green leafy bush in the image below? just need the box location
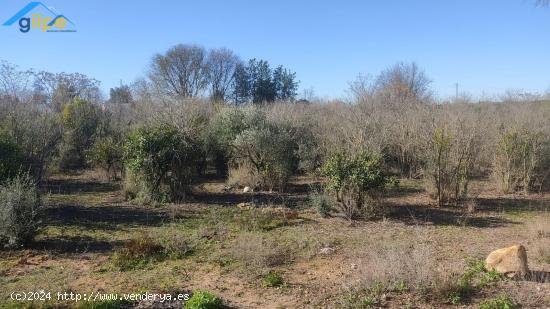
[478,294,517,309]
[87,137,123,180]
[204,107,264,176]
[232,123,298,191]
[0,135,25,182]
[262,271,284,287]
[443,259,504,305]
[309,189,332,218]
[207,107,313,191]
[184,291,223,309]
[0,106,63,182]
[0,173,41,247]
[123,125,201,202]
[321,152,389,220]
[59,98,102,170]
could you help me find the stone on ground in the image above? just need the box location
[485,244,529,277]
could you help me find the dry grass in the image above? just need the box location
[354,231,443,289]
[227,164,262,190]
[526,216,550,265]
[227,232,293,274]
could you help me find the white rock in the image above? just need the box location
[319,247,335,255]
[243,186,251,193]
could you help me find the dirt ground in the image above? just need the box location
[0,171,549,308]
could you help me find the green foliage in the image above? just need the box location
[360,297,377,308]
[273,65,299,101]
[233,123,299,191]
[309,189,332,218]
[478,294,517,309]
[262,271,284,287]
[207,107,313,189]
[111,235,167,271]
[59,98,102,170]
[184,291,223,309]
[231,58,298,104]
[0,135,25,182]
[321,152,388,220]
[445,259,504,305]
[343,284,385,309]
[426,127,476,206]
[0,173,41,247]
[87,137,123,180]
[322,152,387,193]
[0,106,63,181]
[394,280,409,293]
[123,125,201,202]
[478,270,504,288]
[205,107,264,175]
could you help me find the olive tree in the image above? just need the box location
[0,173,41,248]
[123,125,202,202]
[321,152,390,220]
[232,122,299,192]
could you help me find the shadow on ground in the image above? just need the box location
[389,204,519,228]
[43,203,196,231]
[29,236,124,253]
[193,191,307,208]
[476,197,550,213]
[41,178,119,195]
[521,271,550,283]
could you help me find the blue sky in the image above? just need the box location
[1,0,549,100]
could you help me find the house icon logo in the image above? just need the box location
[3,2,76,33]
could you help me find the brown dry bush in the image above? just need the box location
[492,127,550,194]
[227,232,293,274]
[527,216,550,265]
[356,236,440,288]
[112,235,167,270]
[227,162,263,189]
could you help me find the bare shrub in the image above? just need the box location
[0,173,41,247]
[527,216,550,239]
[492,127,550,194]
[423,118,481,206]
[532,239,550,264]
[358,238,438,288]
[526,216,550,265]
